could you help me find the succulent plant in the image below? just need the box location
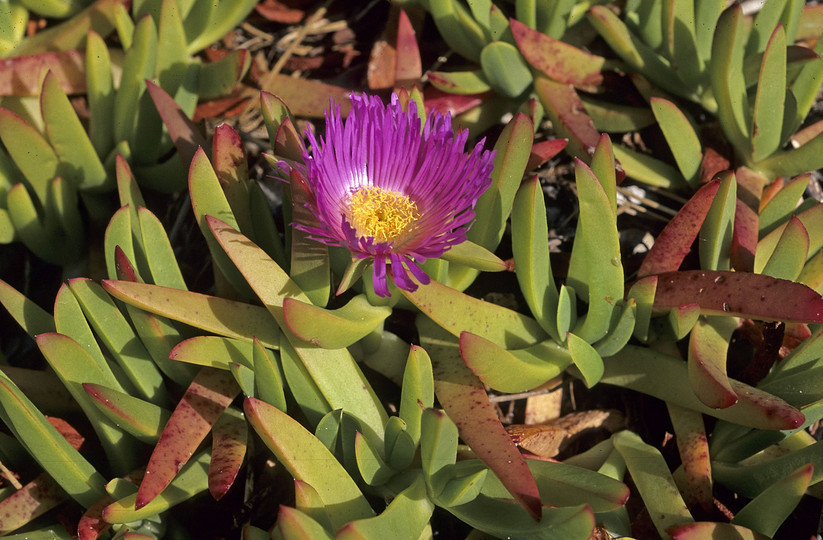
[0,0,256,267]
[1,1,823,538]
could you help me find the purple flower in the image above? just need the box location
[293,93,496,297]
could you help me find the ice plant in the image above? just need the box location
[294,93,496,297]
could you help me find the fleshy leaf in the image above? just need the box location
[252,338,286,412]
[419,318,542,520]
[534,75,599,161]
[612,431,694,536]
[0,279,55,337]
[336,474,434,540]
[398,345,434,445]
[460,332,570,393]
[751,26,787,162]
[0,370,106,507]
[244,397,374,529]
[206,216,387,442]
[566,332,604,388]
[652,270,823,323]
[135,367,239,509]
[82,382,170,444]
[602,345,804,430]
[688,316,738,409]
[0,473,65,535]
[479,41,533,98]
[760,216,809,281]
[698,171,736,271]
[103,451,210,523]
[512,175,559,339]
[208,408,248,501]
[730,463,812,537]
[650,97,702,185]
[102,281,280,348]
[667,403,712,510]
[510,18,604,90]
[402,278,545,349]
[758,174,810,235]
[283,295,390,349]
[668,522,770,540]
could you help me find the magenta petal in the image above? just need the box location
[372,256,391,297]
[292,92,496,297]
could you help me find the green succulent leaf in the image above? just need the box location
[447,496,594,539]
[354,431,393,486]
[687,316,738,409]
[36,332,140,473]
[602,345,805,430]
[713,440,823,498]
[627,276,656,342]
[336,474,434,540]
[593,299,636,357]
[427,70,492,95]
[667,522,770,540]
[751,26,787,162]
[105,281,280,348]
[613,430,694,536]
[207,216,388,441]
[273,505,333,540]
[758,174,810,236]
[611,144,685,188]
[114,15,158,153]
[459,332,570,393]
[731,463,812,537]
[512,175,559,340]
[41,71,108,192]
[82,382,171,444]
[760,216,809,281]
[252,337,287,412]
[245,397,374,529]
[711,5,751,161]
[427,0,489,63]
[568,158,623,343]
[481,457,630,513]
[103,450,210,523]
[399,345,434,445]
[419,319,542,519]
[0,278,55,338]
[197,49,250,100]
[282,295,391,349]
[698,171,736,271]
[650,97,702,185]
[401,277,545,349]
[566,332,604,388]
[0,369,106,507]
[67,278,168,403]
[756,199,823,270]
[0,108,59,201]
[184,0,257,54]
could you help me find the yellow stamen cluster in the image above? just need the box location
[347,186,420,244]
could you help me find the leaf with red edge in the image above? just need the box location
[688,316,738,409]
[510,18,605,91]
[667,404,713,510]
[422,86,492,116]
[254,0,307,23]
[261,74,352,118]
[756,202,823,272]
[208,408,247,501]
[534,75,599,162]
[418,317,542,520]
[668,522,770,540]
[135,367,239,509]
[731,199,758,272]
[212,124,252,235]
[78,492,116,540]
[0,473,66,535]
[0,51,85,96]
[760,216,810,281]
[638,178,722,277]
[395,9,422,88]
[653,270,823,323]
[526,139,568,172]
[146,79,208,167]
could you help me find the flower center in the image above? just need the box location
[347,186,420,244]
